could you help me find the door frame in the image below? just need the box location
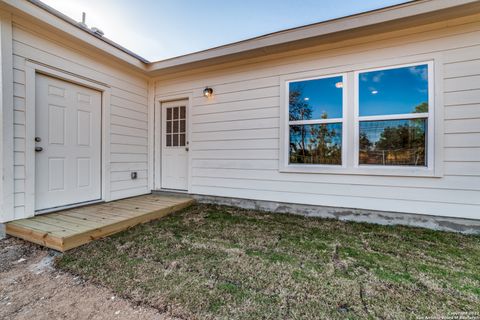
[24,61,111,215]
[154,92,193,193]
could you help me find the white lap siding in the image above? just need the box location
[10,16,149,220]
[155,13,480,220]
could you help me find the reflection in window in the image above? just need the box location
[290,124,342,165]
[289,76,343,120]
[359,119,426,166]
[288,75,343,165]
[358,63,430,167]
[359,64,429,116]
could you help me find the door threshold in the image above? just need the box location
[153,189,189,196]
[35,199,104,215]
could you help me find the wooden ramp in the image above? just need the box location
[6,194,194,252]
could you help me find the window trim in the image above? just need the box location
[284,72,348,169]
[353,61,435,172]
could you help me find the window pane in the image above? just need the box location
[289,76,343,121]
[359,64,429,116]
[289,123,342,165]
[359,119,427,166]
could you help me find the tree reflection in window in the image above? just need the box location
[288,75,343,165]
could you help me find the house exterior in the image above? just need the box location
[0,0,479,234]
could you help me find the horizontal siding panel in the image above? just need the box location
[111,105,148,121]
[192,107,279,124]
[14,138,25,152]
[444,59,480,79]
[13,82,25,98]
[192,149,278,160]
[192,159,278,170]
[192,76,279,98]
[110,143,148,154]
[191,176,480,205]
[444,75,480,92]
[445,133,480,147]
[14,152,25,166]
[192,167,480,191]
[444,104,480,120]
[110,124,147,138]
[191,128,279,141]
[192,96,279,116]
[110,179,148,192]
[111,115,148,130]
[110,95,147,112]
[445,148,480,161]
[193,86,279,107]
[443,44,480,64]
[193,118,279,133]
[110,134,147,146]
[110,153,148,163]
[14,180,25,193]
[444,162,480,176]
[444,118,480,133]
[111,170,148,182]
[14,110,25,125]
[110,162,148,172]
[192,139,279,150]
[13,96,24,111]
[444,89,480,106]
[14,165,25,180]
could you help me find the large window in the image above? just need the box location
[282,60,435,175]
[288,75,344,165]
[357,63,430,167]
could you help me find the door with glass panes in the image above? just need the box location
[161,100,188,190]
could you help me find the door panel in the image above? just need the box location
[35,74,102,211]
[161,100,188,190]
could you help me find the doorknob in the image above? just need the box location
[185,147,189,152]
[35,137,41,142]
[35,147,43,152]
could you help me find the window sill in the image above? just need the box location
[279,164,440,178]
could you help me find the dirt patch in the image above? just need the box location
[0,237,174,320]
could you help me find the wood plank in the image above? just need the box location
[6,195,195,251]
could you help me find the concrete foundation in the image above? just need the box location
[192,194,480,235]
[0,223,6,239]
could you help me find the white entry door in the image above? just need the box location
[161,100,188,190]
[35,74,102,211]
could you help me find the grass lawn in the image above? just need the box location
[56,204,480,319]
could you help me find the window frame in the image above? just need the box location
[279,58,441,177]
[284,72,348,170]
[353,61,435,172]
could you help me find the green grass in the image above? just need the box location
[56,204,480,319]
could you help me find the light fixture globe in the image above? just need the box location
[203,87,213,97]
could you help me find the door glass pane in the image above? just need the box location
[359,119,427,166]
[289,123,342,165]
[180,106,186,119]
[359,64,429,116]
[173,120,179,133]
[289,76,343,120]
[166,134,172,147]
[180,119,186,133]
[173,107,179,120]
[166,121,172,133]
[172,134,179,146]
[180,134,186,146]
[166,108,172,120]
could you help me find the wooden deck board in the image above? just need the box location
[6,194,195,252]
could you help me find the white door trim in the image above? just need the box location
[25,61,111,216]
[154,92,193,193]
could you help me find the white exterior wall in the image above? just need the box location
[154,14,480,220]
[1,14,151,222]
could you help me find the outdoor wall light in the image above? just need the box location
[203,87,213,97]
